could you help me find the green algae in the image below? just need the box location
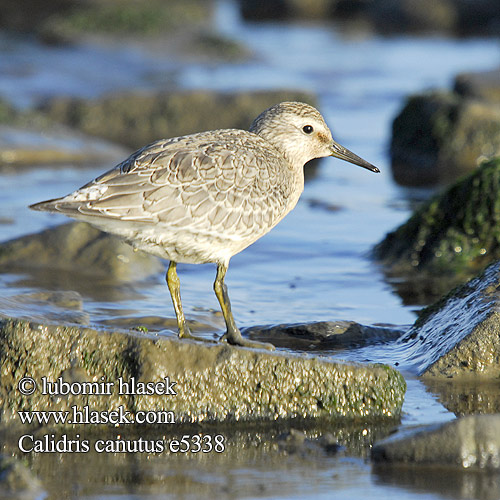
[375,156,500,278]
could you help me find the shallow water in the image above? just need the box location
[1,1,500,499]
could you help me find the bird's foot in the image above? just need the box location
[220,330,275,351]
[178,326,217,344]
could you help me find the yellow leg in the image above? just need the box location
[214,262,274,350]
[166,262,215,343]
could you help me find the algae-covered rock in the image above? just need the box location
[397,260,500,378]
[0,317,406,426]
[391,90,500,186]
[372,414,500,470]
[375,157,500,287]
[38,90,317,150]
[0,222,162,282]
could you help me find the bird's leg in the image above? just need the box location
[214,262,275,350]
[166,261,215,343]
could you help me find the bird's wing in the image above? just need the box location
[43,130,290,239]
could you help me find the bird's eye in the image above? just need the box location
[302,125,314,134]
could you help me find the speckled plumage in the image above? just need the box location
[31,102,378,349]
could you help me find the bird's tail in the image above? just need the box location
[29,198,63,213]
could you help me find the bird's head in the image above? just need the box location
[250,101,379,173]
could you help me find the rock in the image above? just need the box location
[0,221,163,282]
[6,290,90,325]
[177,32,250,62]
[0,0,74,34]
[277,428,342,456]
[37,90,317,150]
[0,316,406,426]
[366,0,500,36]
[0,0,247,62]
[98,315,220,336]
[0,98,17,124]
[452,0,500,36]
[390,91,500,186]
[0,455,45,500]
[375,157,500,298]
[455,68,500,104]
[0,0,210,38]
[239,0,339,20]
[0,124,128,169]
[244,320,403,350]
[368,0,459,34]
[372,414,500,470]
[39,1,249,62]
[397,260,500,378]
[237,0,500,36]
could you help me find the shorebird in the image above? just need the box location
[31,101,379,350]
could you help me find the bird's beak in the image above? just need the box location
[330,140,380,173]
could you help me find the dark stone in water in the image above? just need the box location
[244,320,403,350]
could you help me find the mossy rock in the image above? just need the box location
[375,156,500,283]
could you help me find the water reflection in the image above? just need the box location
[373,466,500,500]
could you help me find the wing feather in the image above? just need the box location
[37,130,295,241]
